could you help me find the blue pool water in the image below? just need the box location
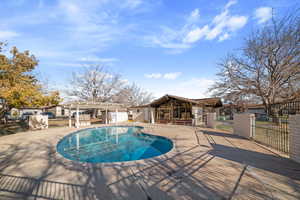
[56,126,173,163]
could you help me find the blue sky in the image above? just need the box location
[0,0,297,99]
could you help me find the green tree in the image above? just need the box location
[0,43,61,119]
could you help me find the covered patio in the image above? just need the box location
[150,95,222,126]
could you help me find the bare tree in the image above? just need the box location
[68,65,124,102]
[68,65,154,107]
[113,83,154,106]
[210,10,300,113]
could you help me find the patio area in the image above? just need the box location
[0,124,300,200]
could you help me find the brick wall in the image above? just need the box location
[289,114,300,163]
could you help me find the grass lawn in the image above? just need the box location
[216,120,233,132]
[216,124,233,132]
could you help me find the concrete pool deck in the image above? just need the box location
[0,124,300,200]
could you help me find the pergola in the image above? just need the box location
[63,101,128,128]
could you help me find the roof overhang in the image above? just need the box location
[149,94,223,108]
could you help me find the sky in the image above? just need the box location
[0,0,297,99]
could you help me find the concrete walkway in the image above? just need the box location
[0,124,299,199]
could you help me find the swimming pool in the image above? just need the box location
[56,126,173,163]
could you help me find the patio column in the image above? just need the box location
[289,114,300,163]
[76,105,79,128]
[150,108,155,124]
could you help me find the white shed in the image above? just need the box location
[109,111,128,123]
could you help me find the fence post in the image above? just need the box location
[233,113,255,138]
[289,114,300,163]
[206,113,216,129]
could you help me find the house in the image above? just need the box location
[219,103,267,120]
[129,94,222,126]
[218,103,246,120]
[150,95,222,125]
[45,105,70,118]
[18,107,44,115]
[245,104,266,119]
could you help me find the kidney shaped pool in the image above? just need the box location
[56,126,173,163]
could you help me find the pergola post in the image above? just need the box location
[68,106,72,128]
[62,101,126,126]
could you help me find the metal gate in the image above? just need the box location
[252,100,300,154]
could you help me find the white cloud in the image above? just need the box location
[187,8,200,23]
[79,56,119,63]
[205,1,247,41]
[151,37,191,49]
[145,73,162,79]
[226,16,248,31]
[146,25,191,53]
[145,72,182,80]
[183,25,209,43]
[225,0,237,10]
[163,72,182,80]
[123,0,143,9]
[1,0,141,68]
[0,30,19,39]
[148,0,248,53]
[218,33,230,41]
[61,2,80,16]
[144,8,198,53]
[254,7,272,24]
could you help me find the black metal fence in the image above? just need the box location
[252,100,300,154]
